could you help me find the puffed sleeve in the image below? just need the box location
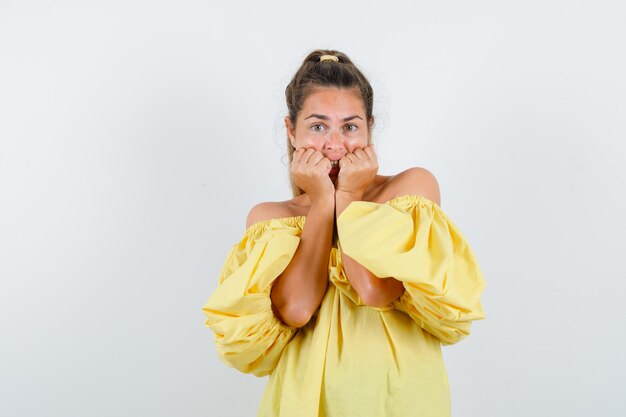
[201,217,303,376]
[336,195,485,345]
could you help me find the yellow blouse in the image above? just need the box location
[202,194,486,417]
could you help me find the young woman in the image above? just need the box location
[202,49,486,417]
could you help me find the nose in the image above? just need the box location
[325,129,345,152]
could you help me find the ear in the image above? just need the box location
[284,116,296,148]
[367,116,375,144]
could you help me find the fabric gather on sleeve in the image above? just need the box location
[336,195,486,345]
[202,217,304,376]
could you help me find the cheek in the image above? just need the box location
[295,133,323,150]
[345,135,369,152]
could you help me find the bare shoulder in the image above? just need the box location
[383,167,441,206]
[245,200,301,229]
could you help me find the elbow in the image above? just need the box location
[360,279,404,308]
[281,310,311,329]
[271,301,314,329]
[359,285,379,307]
[360,285,390,308]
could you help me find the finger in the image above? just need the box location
[345,153,359,164]
[300,148,316,164]
[308,151,326,166]
[292,148,306,163]
[316,156,331,170]
[309,152,330,165]
[338,155,350,168]
[363,145,376,160]
[353,148,368,160]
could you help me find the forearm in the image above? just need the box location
[336,191,405,308]
[270,198,334,327]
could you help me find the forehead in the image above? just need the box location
[300,87,365,117]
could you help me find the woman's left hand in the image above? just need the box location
[335,144,378,198]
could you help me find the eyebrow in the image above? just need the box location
[304,114,363,122]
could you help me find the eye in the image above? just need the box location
[311,124,325,132]
[345,124,358,132]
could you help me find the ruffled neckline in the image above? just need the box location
[244,193,438,235]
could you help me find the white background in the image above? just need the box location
[1,1,625,416]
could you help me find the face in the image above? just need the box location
[285,87,373,163]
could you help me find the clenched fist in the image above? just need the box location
[290,148,335,202]
[336,145,378,198]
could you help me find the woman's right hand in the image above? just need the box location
[290,148,335,202]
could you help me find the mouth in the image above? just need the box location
[330,160,340,168]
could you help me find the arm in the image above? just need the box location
[336,167,441,308]
[336,168,485,345]
[203,216,302,376]
[268,198,334,328]
[336,191,405,307]
[258,147,337,328]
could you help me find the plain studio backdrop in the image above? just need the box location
[1,1,625,416]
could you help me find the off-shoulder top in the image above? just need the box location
[202,194,486,417]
